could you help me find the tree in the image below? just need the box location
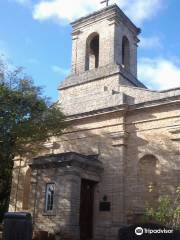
[0,59,67,222]
[145,187,180,230]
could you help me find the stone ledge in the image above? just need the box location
[29,152,103,173]
[64,96,180,121]
[130,95,180,111]
[60,64,146,90]
[66,104,128,121]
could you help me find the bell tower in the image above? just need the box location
[70,4,140,76]
[60,4,146,116]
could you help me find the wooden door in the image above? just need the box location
[79,179,96,240]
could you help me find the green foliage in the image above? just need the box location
[0,58,67,222]
[145,187,180,229]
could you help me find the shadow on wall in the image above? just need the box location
[125,104,180,223]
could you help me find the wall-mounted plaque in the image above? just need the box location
[99,202,111,211]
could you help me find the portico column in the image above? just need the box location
[59,169,81,240]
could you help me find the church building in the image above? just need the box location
[9,4,180,240]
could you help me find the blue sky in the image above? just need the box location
[0,0,180,101]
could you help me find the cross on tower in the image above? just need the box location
[100,0,110,7]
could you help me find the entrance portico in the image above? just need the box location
[29,152,103,239]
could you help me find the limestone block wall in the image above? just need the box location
[9,95,180,240]
[60,74,124,115]
[30,167,81,238]
[125,105,180,219]
[60,81,180,117]
[120,85,180,104]
[60,75,118,101]
[9,110,127,240]
[53,112,126,240]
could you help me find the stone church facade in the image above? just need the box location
[9,4,180,240]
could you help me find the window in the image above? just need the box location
[45,183,55,211]
[85,33,99,71]
[122,36,130,70]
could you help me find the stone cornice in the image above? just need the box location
[66,104,128,121]
[59,64,146,90]
[71,4,140,36]
[29,152,103,173]
[64,96,180,122]
[129,96,180,112]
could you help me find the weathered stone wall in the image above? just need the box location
[54,112,126,240]
[120,85,180,105]
[10,111,127,239]
[125,105,180,220]
[9,103,180,240]
[30,168,81,238]
[27,105,179,240]
[60,74,123,115]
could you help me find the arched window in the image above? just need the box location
[85,33,99,71]
[122,36,130,70]
[22,168,31,210]
[138,155,159,207]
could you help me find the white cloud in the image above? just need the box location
[52,65,69,75]
[138,58,180,90]
[33,0,163,25]
[124,0,163,25]
[33,0,101,23]
[139,36,162,49]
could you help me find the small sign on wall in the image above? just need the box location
[99,201,111,211]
